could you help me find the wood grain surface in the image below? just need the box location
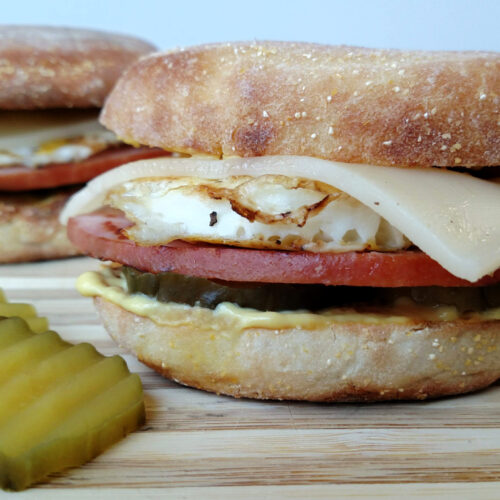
[1,257,500,499]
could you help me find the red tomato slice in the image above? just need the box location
[0,147,168,191]
[68,208,500,287]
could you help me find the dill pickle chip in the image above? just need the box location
[24,316,49,334]
[0,318,34,350]
[0,331,68,385]
[0,343,102,427]
[0,289,48,330]
[0,303,37,319]
[0,356,128,455]
[122,267,500,313]
[7,375,145,491]
[122,266,335,311]
[0,320,145,491]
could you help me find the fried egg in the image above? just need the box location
[0,110,119,168]
[107,175,411,252]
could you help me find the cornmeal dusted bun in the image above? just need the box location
[101,41,500,167]
[95,298,500,402]
[0,25,155,109]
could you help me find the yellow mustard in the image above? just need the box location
[76,268,500,332]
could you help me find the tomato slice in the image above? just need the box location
[68,208,500,287]
[0,147,168,191]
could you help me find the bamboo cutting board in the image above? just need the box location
[2,257,500,499]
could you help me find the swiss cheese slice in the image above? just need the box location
[60,156,500,282]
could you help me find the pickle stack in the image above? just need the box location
[0,291,145,491]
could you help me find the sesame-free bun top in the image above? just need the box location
[0,25,156,110]
[101,41,500,167]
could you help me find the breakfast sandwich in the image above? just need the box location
[62,42,500,401]
[0,25,167,262]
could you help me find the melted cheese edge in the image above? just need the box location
[61,156,500,282]
[76,268,500,331]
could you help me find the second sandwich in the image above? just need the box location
[0,25,167,262]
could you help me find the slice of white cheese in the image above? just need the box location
[60,156,500,282]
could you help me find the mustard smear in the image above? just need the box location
[76,267,499,331]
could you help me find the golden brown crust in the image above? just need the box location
[0,26,155,110]
[95,297,500,402]
[101,42,500,168]
[0,188,80,262]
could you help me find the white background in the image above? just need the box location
[1,0,499,52]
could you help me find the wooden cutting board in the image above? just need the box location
[2,257,500,499]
